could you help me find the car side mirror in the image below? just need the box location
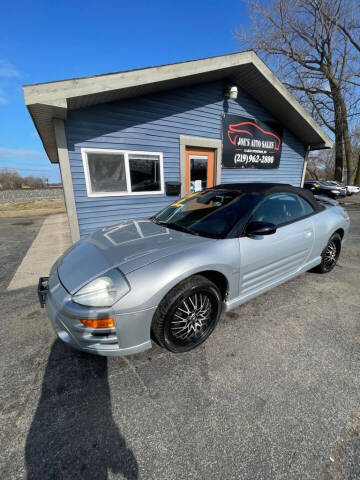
[246,221,277,236]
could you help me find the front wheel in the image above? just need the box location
[151,275,222,353]
[312,233,342,274]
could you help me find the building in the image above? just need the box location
[23,52,332,242]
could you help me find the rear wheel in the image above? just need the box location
[151,275,222,353]
[313,233,341,273]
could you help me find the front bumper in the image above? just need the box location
[44,268,155,356]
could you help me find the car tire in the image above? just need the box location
[312,233,342,274]
[151,275,222,353]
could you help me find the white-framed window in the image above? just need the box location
[81,148,164,197]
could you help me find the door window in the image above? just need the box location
[251,193,308,227]
[190,156,208,192]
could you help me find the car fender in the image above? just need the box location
[312,209,349,257]
[113,238,240,314]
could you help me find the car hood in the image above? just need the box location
[57,219,212,294]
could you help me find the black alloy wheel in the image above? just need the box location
[313,232,342,273]
[151,275,222,353]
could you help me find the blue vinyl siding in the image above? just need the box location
[65,80,306,237]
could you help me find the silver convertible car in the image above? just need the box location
[39,183,350,356]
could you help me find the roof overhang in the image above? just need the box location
[23,51,333,164]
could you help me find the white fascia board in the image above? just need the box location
[23,52,254,106]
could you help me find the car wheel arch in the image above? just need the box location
[195,270,229,301]
[153,269,230,308]
[334,228,344,239]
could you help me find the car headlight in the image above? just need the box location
[331,190,339,194]
[72,269,130,307]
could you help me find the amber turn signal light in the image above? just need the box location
[79,318,114,329]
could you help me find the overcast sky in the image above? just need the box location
[0,0,248,182]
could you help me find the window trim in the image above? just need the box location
[81,147,164,197]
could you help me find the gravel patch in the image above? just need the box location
[0,189,64,203]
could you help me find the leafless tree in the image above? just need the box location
[0,169,22,189]
[238,0,360,184]
[0,168,46,190]
[319,1,360,54]
[351,122,360,184]
[22,175,46,189]
[305,155,321,180]
[305,149,335,180]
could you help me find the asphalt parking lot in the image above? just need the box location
[0,202,359,480]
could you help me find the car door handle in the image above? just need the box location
[303,229,312,238]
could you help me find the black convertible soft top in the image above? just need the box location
[212,182,323,213]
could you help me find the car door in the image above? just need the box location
[238,193,315,298]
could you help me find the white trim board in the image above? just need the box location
[81,147,165,197]
[179,135,222,197]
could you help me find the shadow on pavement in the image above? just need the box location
[25,340,138,479]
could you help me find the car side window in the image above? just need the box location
[299,197,314,216]
[251,193,308,227]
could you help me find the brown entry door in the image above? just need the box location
[185,147,215,195]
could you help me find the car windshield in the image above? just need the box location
[152,190,260,238]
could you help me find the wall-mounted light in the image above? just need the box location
[223,85,238,100]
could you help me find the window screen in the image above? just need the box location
[87,153,126,193]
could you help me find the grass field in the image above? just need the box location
[0,198,66,217]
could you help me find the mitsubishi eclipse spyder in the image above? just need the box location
[38,183,350,356]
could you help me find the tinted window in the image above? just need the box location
[128,154,161,192]
[251,193,306,226]
[299,197,314,216]
[154,190,260,238]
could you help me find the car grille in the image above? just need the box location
[74,323,118,346]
